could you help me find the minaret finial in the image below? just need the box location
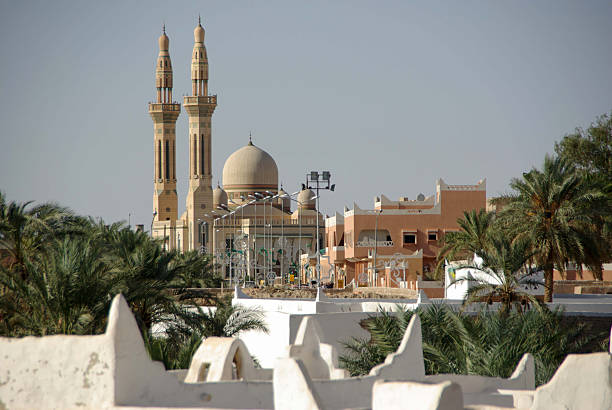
[162,23,166,35]
[199,14,201,25]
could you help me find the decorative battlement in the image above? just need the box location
[437,178,486,192]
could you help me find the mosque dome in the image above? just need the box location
[213,185,228,208]
[222,140,278,192]
[297,188,316,210]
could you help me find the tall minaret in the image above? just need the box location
[184,17,217,251]
[149,26,180,226]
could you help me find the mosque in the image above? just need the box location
[148,20,324,285]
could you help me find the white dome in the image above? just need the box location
[222,141,278,192]
[297,188,316,210]
[213,185,228,207]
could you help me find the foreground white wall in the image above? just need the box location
[2,290,611,409]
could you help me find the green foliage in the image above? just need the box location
[452,235,544,315]
[143,296,269,370]
[496,155,609,300]
[339,304,604,385]
[0,193,216,337]
[554,112,612,182]
[435,209,496,279]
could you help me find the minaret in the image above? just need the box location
[184,17,217,251]
[149,26,180,228]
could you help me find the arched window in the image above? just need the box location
[193,134,197,175]
[200,134,205,175]
[157,140,161,179]
[165,140,169,179]
[172,141,176,179]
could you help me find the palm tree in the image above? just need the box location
[0,237,113,336]
[339,304,602,385]
[0,195,76,279]
[449,235,543,315]
[182,297,269,338]
[435,209,496,278]
[497,155,608,301]
[145,297,269,370]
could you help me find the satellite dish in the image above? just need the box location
[417,193,425,201]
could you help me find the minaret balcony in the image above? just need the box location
[184,95,217,105]
[148,102,181,112]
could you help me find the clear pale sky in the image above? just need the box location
[1,1,611,226]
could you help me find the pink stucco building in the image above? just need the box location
[323,178,487,288]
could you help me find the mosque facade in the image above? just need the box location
[149,21,324,285]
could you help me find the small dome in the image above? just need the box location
[194,24,204,43]
[222,141,278,192]
[278,188,291,210]
[158,33,169,51]
[213,185,228,207]
[297,189,316,210]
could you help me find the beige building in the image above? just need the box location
[149,21,323,283]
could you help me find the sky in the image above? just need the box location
[1,1,611,227]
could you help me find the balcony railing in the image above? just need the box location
[148,103,180,111]
[355,240,394,247]
[184,95,217,105]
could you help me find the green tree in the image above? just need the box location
[554,112,612,270]
[339,304,602,386]
[449,235,543,315]
[554,112,612,182]
[0,237,113,336]
[145,297,269,370]
[435,209,496,278]
[496,155,608,301]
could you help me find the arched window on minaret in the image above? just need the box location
[193,134,197,175]
[200,134,204,176]
[157,140,161,180]
[165,140,169,180]
[172,140,176,179]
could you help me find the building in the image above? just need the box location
[324,178,487,288]
[148,21,323,284]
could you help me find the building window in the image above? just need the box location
[403,233,416,245]
[428,231,437,241]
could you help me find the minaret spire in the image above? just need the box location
[149,29,181,249]
[184,20,217,252]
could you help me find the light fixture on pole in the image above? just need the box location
[150,210,157,238]
[373,208,383,287]
[305,171,335,287]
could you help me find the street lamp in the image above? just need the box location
[373,209,383,287]
[150,210,157,238]
[305,171,335,287]
[285,192,317,287]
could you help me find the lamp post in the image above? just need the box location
[285,192,317,288]
[279,191,300,283]
[250,192,264,285]
[150,210,157,238]
[305,171,335,287]
[373,209,383,287]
